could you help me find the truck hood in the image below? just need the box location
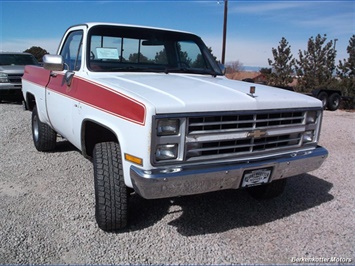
[0,65,25,74]
[92,73,322,114]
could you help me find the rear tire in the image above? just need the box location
[93,142,128,231]
[247,178,287,200]
[327,93,341,111]
[31,106,56,151]
[317,91,328,110]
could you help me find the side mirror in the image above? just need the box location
[43,54,64,71]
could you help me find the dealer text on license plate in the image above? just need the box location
[241,167,273,187]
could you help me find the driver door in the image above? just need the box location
[45,29,84,148]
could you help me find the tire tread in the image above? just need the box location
[32,106,56,151]
[93,142,127,231]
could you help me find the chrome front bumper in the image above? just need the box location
[130,146,328,199]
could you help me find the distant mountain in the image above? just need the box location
[243,66,265,72]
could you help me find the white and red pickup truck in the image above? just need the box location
[22,22,328,231]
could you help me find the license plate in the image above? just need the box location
[241,167,273,187]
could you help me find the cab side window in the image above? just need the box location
[60,30,83,71]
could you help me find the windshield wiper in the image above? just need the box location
[164,67,219,77]
[102,66,166,73]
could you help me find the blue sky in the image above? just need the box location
[0,0,354,68]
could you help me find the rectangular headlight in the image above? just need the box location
[0,73,9,83]
[306,111,318,124]
[303,131,315,143]
[157,119,180,136]
[156,144,178,160]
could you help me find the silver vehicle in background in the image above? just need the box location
[0,52,39,102]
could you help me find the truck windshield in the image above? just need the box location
[87,25,222,76]
[0,54,38,66]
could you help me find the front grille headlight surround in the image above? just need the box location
[303,109,322,144]
[151,109,324,165]
[152,116,186,164]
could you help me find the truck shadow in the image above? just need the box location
[127,173,333,235]
[53,139,80,153]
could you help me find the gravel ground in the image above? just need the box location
[0,102,354,265]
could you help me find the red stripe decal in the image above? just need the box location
[23,66,146,125]
[78,76,146,125]
[23,66,51,87]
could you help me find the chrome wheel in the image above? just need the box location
[32,112,39,142]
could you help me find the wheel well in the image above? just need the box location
[82,120,118,158]
[25,93,36,111]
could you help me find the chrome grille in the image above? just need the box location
[185,111,306,161]
[8,74,22,83]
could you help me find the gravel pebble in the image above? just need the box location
[0,102,354,264]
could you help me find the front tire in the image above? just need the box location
[247,178,287,200]
[31,106,56,151]
[93,142,128,231]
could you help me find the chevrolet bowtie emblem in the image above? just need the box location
[247,129,267,139]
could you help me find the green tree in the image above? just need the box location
[23,46,48,62]
[155,49,168,64]
[192,47,219,68]
[260,67,272,75]
[179,50,192,66]
[191,53,207,68]
[207,47,218,63]
[128,52,150,63]
[267,37,295,87]
[337,35,355,99]
[295,34,336,92]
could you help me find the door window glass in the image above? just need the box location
[60,30,83,71]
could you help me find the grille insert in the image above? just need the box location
[7,74,22,83]
[186,111,305,161]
